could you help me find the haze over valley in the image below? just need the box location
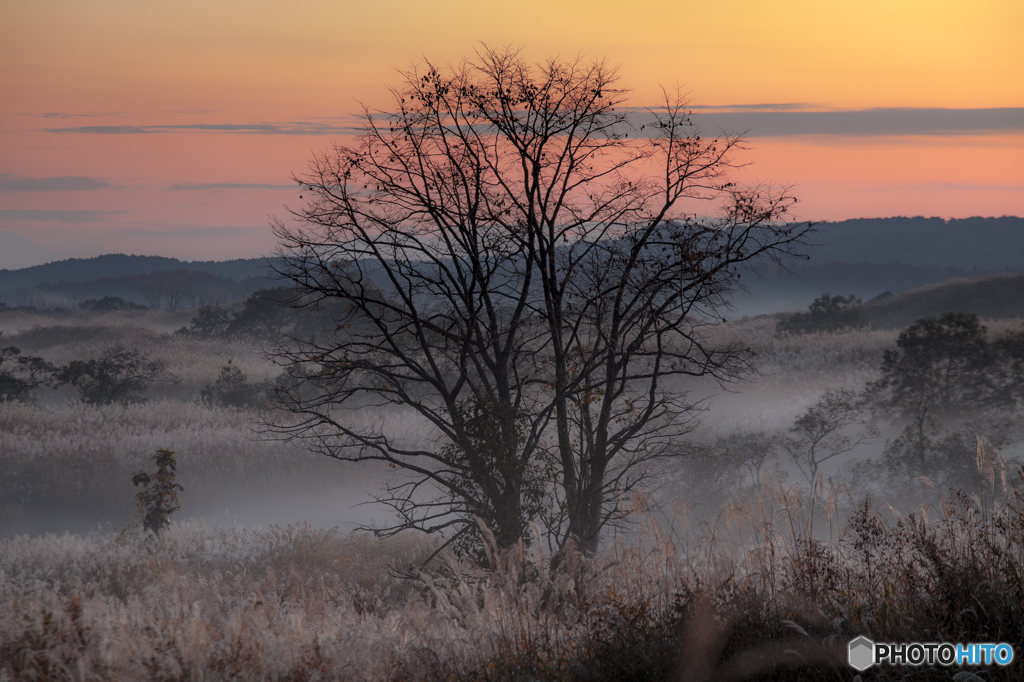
[2,2,1022,676]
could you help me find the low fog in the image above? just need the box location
[6,252,1024,682]
[4,291,1022,541]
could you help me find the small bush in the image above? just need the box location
[131,448,183,534]
[200,359,267,408]
[778,293,867,335]
[177,304,230,339]
[0,346,57,402]
[58,345,177,404]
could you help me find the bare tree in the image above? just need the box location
[162,282,193,312]
[141,286,164,311]
[782,388,875,486]
[271,46,811,555]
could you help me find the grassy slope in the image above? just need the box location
[860,272,1024,329]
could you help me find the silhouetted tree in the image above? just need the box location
[180,305,230,339]
[782,388,874,486]
[59,346,176,404]
[778,294,866,335]
[866,312,1012,481]
[225,288,294,341]
[0,346,57,402]
[675,431,780,508]
[132,448,183,534]
[271,46,811,555]
[201,359,266,409]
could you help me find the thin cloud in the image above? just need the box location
[45,121,361,136]
[688,103,821,112]
[635,107,1024,137]
[0,209,127,222]
[45,125,155,134]
[168,182,296,191]
[39,108,1024,138]
[0,174,111,192]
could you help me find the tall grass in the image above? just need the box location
[4,444,1022,680]
[3,324,278,400]
[0,400,395,537]
[5,312,1024,679]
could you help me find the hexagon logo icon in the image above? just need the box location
[848,636,875,671]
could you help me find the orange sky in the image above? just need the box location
[1,0,1021,262]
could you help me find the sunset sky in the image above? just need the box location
[1,0,1021,264]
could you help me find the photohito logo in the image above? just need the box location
[848,636,1014,670]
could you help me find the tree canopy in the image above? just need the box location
[270,46,811,556]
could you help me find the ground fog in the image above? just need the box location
[3,309,1024,680]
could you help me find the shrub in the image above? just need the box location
[0,346,56,402]
[177,304,230,339]
[58,345,177,404]
[778,293,867,335]
[200,359,266,408]
[131,448,183,534]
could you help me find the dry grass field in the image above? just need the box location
[3,309,1024,680]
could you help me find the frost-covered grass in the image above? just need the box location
[1,523,440,681]
[4,458,1024,681]
[0,308,192,338]
[5,312,1024,679]
[0,399,398,537]
[2,322,278,401]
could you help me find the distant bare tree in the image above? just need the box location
[782,388,875,486]
[162,283,192,311]
[271,46,811,555]
[141,286,164,310]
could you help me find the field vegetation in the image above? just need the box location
[3,297,1024,679]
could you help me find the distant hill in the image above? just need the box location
[0,254,283,309]
[1,216,1022,313]
[31,270,272,310]
[730,216,1024,316]
[805,216,1024,269]
[0,254,276,289]
[731,260,1014,317]
[856,273,1024,329]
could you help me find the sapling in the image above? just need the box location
[132,448,183,534]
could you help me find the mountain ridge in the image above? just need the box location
[1,216,1022,312]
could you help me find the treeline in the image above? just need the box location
[0,288,332,408]
[0,345,174,405]
[712,310,1024,501]
[806,215,1024,268]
